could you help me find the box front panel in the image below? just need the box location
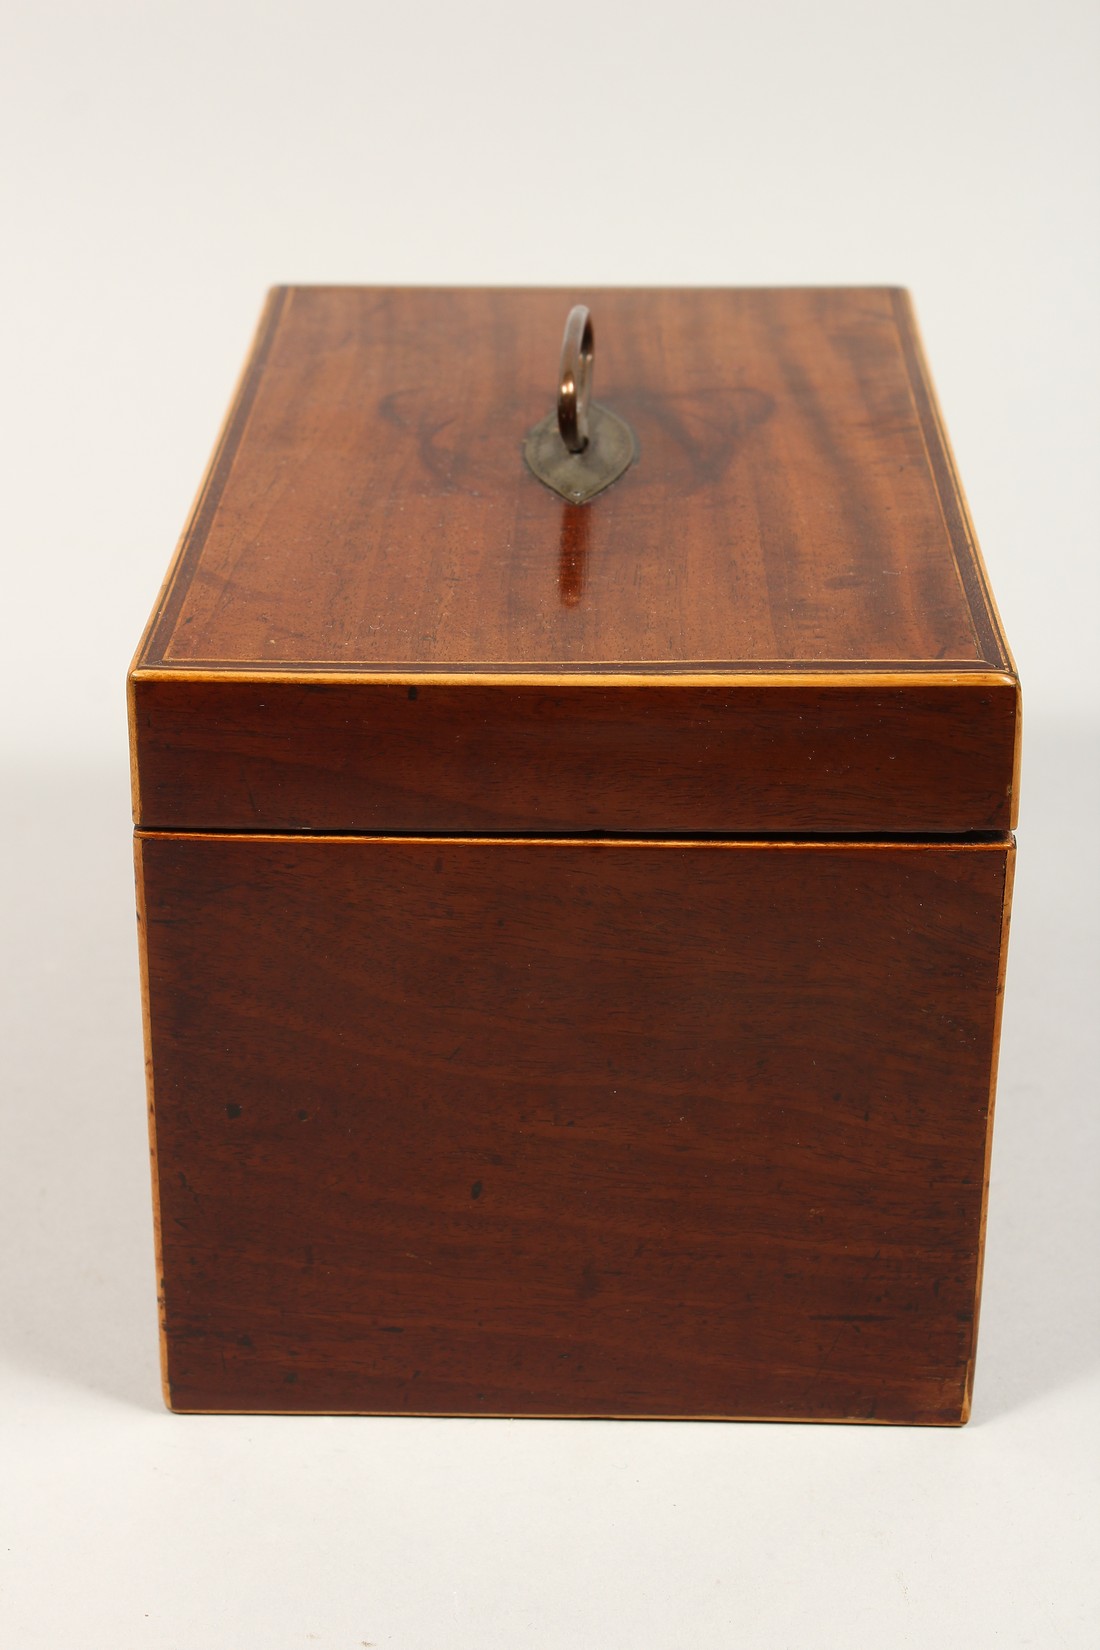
[137,835,1011,1423]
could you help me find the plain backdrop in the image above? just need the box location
[1,2,1097,1646]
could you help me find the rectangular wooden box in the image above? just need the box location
[130,287,1018,1423]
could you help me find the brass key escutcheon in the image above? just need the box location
[524,305,637,505]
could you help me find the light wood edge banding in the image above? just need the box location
[127,287,288,685]
[133,835,171,1412]
[961,835,1017,1423]
[895,290,1017,679]
[162,1405,967,1425]
[134,831,1013,851]
[129,666,1019,690]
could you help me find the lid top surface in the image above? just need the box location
[139,285,1011,678]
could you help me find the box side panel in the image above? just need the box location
[131,676,1018,836]
[139,834,1010,1423]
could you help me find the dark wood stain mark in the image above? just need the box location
[557,506,589,608]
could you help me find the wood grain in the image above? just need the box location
[131,674,1018,835]
[138,832,1013,1423]
[135,286,1010,673]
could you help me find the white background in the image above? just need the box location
[1,2,1098,1645]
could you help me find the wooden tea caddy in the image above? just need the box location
[130,286,1018,1423]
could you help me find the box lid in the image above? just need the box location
[130,286,1018,835]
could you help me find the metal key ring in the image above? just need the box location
[557,305,593,453]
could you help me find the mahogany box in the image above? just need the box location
[130,286,1018,1423]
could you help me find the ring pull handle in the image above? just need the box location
[558,305,594,454]
[524,304,637,505]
